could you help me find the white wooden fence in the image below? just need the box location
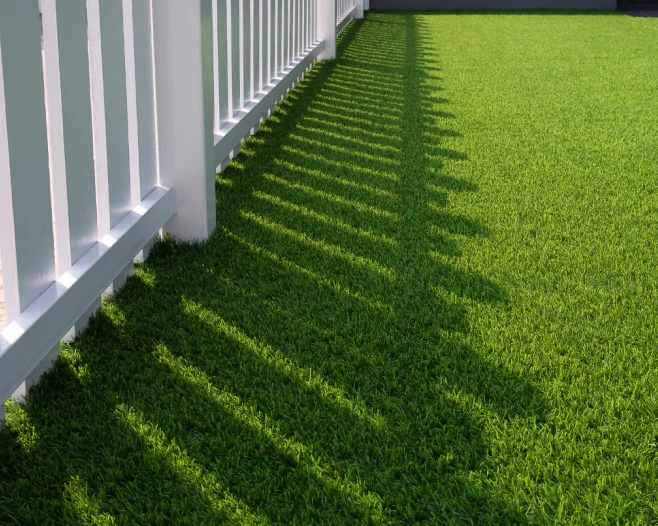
[0,0,365,425]
[337,0,358,36]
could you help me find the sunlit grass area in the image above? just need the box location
[2,10,658,524]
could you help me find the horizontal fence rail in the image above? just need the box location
[0,0,365,425]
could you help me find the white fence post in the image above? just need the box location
[364,0,370,11]
[317,0,337,60]
[152,0,216,241]
[355,0,364,18]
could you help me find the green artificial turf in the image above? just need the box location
[2,10,658,524]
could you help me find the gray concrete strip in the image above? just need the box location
[618,2,658,17]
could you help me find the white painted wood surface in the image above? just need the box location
[152,0,216,240]
[318,0,337,59]
[214,0,231,129]
[132,0,159,200]
[242,0,252,104]
[98,0,133,229]
[231,1,242,113]
[0,1,56,321]
[42,0,98,270]
[356,0,365,18]
[254,0,261,95]
[270,0,278,81]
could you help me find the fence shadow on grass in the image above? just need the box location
[0,13,544,524]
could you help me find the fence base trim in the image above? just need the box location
[0,185,174,403]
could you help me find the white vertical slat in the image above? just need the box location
[300,0,305,51]
[86,0,111,238]
[305,0,309,47]
[304,0,309,47]
[290,0,297,57]
[290,0,295,62]
[22,0,100,400]
[231,0,241,113]
[0,1,56,320]
[253,0,261,95]
[312,0,316,42]
[271,0,278,81]
[279,0,286,72]
[285,0,292,67]
[212,0,220,132]
[123,0,142,209]
[41,0,71,275]
[242,0,252,103]
[310,0,315,44]
[260,0,267,91]
[132,0,158,198]
[213,0,231,129]
[302,0,306,51]
[98,0,132,228]
[295,0,298,58]
[219,0,231,124]
[262,0,268,91]
[263,0,270,88]
[44,0,97,268]
[298,0,303,55]
[225,0,234,121]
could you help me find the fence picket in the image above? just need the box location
[132,0,158,199]
[231,0,241,113]
[0,1,56,320]
[216,0,231,127]
[254,0,261,95]
[99,1,132,228]
[271,0,278,80]
[243,0,252,104]
[49,0,99,266]
[123,0,142,211]
[279,0,284,72]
